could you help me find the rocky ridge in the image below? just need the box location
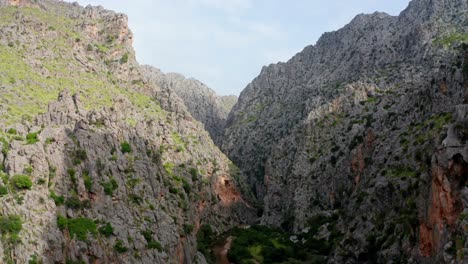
[140,66,236,146]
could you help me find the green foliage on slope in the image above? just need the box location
[0,6,166,126]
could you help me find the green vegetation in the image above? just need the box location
[83,172,92,192]
[189,167,198,181]
[26,132,39,144]
[101,178,118,196]
[114,239,128,253]
[163,162,175,175]
[120,142,132,154]
[171,132,186,152]
[227,214,343,264]
[50,190,64,205]
[28,255,40,264]
[72,149,87,165]
[141,230,163,251]
[65,194,90,209]
[183,224,194,234]
[227,226,295,264]
[434,33,468,47]
[0,6,166,126]
[120,53,129,64]
[10,174,32,190]
[57,215,97,241]
[197,224,216,263]
[385,166,418,178]
[0,215,22,244]
[98,222,114,237]
[0,186,8,196]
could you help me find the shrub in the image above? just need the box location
[10,174,32,190]
[68,168,77,186]
[24,165,33,174]
[57,216,97,241]
[197,224,215,261]
[50,190,64,205]
[128,194,143,205]
[72,149,87,165]
[102,178,118,196]
[190,168,198,181]
[37,178,46,185]
[0,186,8,196]
[183,224,194,234]
[0,215,22,234]
[169,186,179,194]
[141,229,163,251]
[65,195,82,209]
[7,128,17,135]
[99,222,114,237]
[120,142,132,154]
[114,240,128,253]
[26,132,40,144]
[120,53,129,64]
[28,255,39,264]
[83,172,92,192]
[182,179,191,194]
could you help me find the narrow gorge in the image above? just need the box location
[0,0,466,263]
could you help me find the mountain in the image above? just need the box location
[0,0,255,263]
[140,66,237,146]
[1,0,467,263]
[222,0,467,262]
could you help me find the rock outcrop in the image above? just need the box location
[223,0,468,262]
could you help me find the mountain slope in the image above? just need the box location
[223,0,468,262]
[140,66,236,146]
[0,1,255,263]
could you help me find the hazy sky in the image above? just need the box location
[66,0,411,95]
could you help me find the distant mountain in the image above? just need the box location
[140,66,237,146]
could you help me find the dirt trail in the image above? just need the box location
[213,236,233,264]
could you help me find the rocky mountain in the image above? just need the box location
[140,66,237,146]
[0,0,255,263]
[1,0,467,263]
[222,0,468,263]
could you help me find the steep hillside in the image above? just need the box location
[0,1,255,263]
[140,66,236,146]
[223,0,468,262]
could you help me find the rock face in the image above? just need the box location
[223,0,468,262]
[0,1,254,263]
[140,66,237,146]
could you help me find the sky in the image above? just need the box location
[66,0,411,95]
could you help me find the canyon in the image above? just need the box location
[0,0,466,263]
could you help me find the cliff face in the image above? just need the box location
[140,66,236,146]
[223,0,468,262]
[0,1,254,263]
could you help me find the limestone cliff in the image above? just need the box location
[0,0,254,263]
[223,0,468,262]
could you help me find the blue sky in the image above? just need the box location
[67,0,411,95]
